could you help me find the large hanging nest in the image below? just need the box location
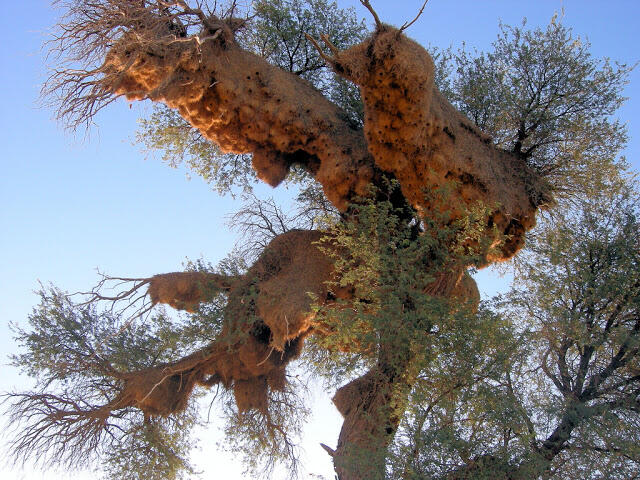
[93,226,480,417]
[99,11,550,264]
[97,230,334,416]
[104,17,375,211]
[308,26,552,262]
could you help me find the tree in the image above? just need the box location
[388,176,640,479]
[507,178,640,478]
[3,1,635,479]
[432,15,631,200]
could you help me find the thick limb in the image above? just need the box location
[102,16,376,210]
[331,361,413,480]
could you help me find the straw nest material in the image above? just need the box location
[123,229,480,416]
[103,18,550,264]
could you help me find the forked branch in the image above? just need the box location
[359,0,382,30]
[400,0,429,31]
[304,33,338,67]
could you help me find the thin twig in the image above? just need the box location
[400,0,429,31]
[360,0,382,30]
[304,33,336,66]
[320,34,339,55]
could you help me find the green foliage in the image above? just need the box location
[102,414,200,480]
[309,182,493,384]
[389,176,640,479]
[239,0,367,126]
[6,287,207,478]
[388,303,540,479]
[434,14,633,199]
[136,107,256,194]
[505,178,640,478]
[11,286,212,384]
[244,0,366,77]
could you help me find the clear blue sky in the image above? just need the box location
[1,1,639,479]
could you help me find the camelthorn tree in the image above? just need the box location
[5,1,635,479]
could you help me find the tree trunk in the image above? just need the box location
[331,358,413,480]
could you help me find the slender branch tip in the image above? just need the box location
[360,0,382,30]
[400,0,429,31]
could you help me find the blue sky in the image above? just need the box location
[1,1,639,479]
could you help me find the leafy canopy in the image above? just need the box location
[435,14,632,199]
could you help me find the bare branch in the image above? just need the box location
[43,0,246,130]
[2,391,121,469]
[400,0,429,32]
[304,33,337,67]
[72,272,153,318]
[359,0,382,30]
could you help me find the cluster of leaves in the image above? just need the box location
[388,305,525,479]
[241,0,367,108]
[307,181,495,385]
[434,14,633,200]
[136,107,257,195]
[101,413,200,480]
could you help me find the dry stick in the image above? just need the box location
[304,33,336,66]
[136,372,176,407]
[360,0,382,30]
[320,34,339,55]
[257,346,276,366]
[206,384,222,423]
[65,274,157,381]
[400,0,429,32]
[320,442,336,457]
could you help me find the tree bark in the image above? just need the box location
[331,351,414,480]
